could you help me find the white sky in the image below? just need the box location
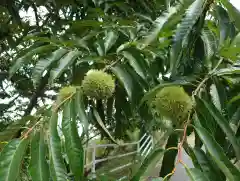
[18,1,240,24]
[231,0,240,9]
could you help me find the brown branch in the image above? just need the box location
[31,3,40,28]
[53,92,75,112]
[21,118,41,139]
[14,72,50,138]
[24,72,50,116]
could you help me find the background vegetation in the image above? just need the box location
[0,0,240,180]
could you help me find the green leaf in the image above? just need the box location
[183,144,201,170]
[0,104,11,113]
[32,48,68,86]
[230,107,240,125]
[134,13,153,23]
[197,97,240,160]
[116,42,136,53]
[114,85,132,138]
[194,126,240,181]
[111,65,133,100]
[170,0,208,75]
[236,125,240,138]
[214,67,240,76]
[220,0,240,31]
[193,148,224,181]
[122,49,146,80]
[50,50,80,83]
[212,77,228,110]
[0,138,29,181]
[49,111,67,181]
[9,44,56,77]
[95,40,105,56]
[228,94,240,106]
[62,100,84,180]
[23,36,66,46]
[142,3,181,47]
[104,30,119,53]
[0,116,34,143]
[201,26,217,69]
[210,84,221,111]
[106,97,114,125]
[92,108,117,144]
[71,20,104,28]
[215,5,233,45]
[220,46,240,61]
[194,99,217,135]
[29,131,50,181]
[75,89,88,136]
[131,147,164,181]
[185,168,211,181]
[231,32,240,47]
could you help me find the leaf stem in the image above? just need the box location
[53,92,75,112]
[21,118,42,139]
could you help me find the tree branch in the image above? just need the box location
[31,3,40,28]
[24,72,50,116]
[14,72,50,138]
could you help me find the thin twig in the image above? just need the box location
[21,118,42,139]
[192,75,209,97]
[162,172,174,181]
[165,114,191,178]
[177,113,191,161]
[53,92,75,112]
[102,59,120,72]
[193,57,223,97]
[166,147,178,151]
[32,3,40,28]
[83,133,100,145]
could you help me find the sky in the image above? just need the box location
[18,0,240,25]
[231,0,240,9]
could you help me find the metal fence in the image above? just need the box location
[84,133,154,180]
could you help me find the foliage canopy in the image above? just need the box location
[0,0,240,180]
